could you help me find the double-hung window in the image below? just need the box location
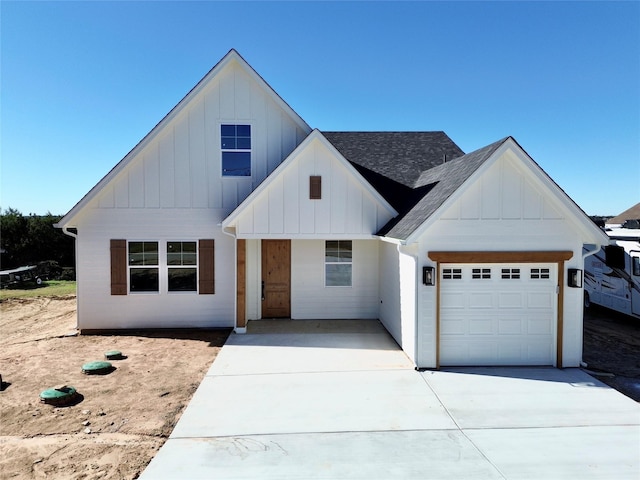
[325,240,352,287]
[221,124,251,176]
[128,242,159,292]
[167,241,197,292]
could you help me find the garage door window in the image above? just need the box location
[472,268,491,279]
[501,268,520,279]
[531,268,550,279]
[442,268,462,280]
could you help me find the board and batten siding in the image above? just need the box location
[290,240,380,320]
[96,60,308,215]
[414,152,588,368]
[378,241,418,363]
[74,209,235,330]
[233,138,395,238]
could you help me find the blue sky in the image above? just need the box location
[2,1,638,216]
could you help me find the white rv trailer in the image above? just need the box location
[584,221,640,319]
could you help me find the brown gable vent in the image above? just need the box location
[310,176,322,200]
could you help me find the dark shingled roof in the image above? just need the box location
[323,132,465,188]
[381,138,508,239]
[323,130,508,241]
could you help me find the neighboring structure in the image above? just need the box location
[56,49,608,368]
[606,202,640,228]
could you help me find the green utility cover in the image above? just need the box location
[82,361,113,373]
[40,385,77,400]
[104,350,123,360]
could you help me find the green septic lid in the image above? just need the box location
[104,350,123,360]
[40,385,78,405]
[82,361,113,374]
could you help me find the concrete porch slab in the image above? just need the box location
[208,320,414,376]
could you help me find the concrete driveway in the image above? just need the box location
[140,320,640,480]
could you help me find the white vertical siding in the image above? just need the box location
[234,138,395,238]
[379,241,402,342]
[290,240,379,319]
[398,247,418,363]
[75,208,235,330]
[92,60,309,215]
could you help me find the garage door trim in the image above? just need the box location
[428,251,572,368]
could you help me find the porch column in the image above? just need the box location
[236,239,246,330]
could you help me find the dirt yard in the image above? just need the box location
[583,305,640,402]
[1,297,638,479]
[0,296,230,479]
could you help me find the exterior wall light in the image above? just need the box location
[568,268,583,288]
[423,266,435,286]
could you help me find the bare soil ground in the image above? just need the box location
[583,305,640,402]
[0,296,230,479]
[1,297,637,479]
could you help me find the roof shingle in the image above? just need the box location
[323,130,508,241]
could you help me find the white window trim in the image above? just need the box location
[220,122,253,178]
[324,240,353,288]
[127,240,160,295]
[167,240,199,294]
[126,240,201,294]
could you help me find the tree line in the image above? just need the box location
[0,208,75,277]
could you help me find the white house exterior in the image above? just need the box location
[57,49,608,368]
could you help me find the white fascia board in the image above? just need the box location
[223,129,398,228]
[57,49,311,228]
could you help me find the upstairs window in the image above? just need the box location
[325,240,352,287]
[129,242,159,292]
[221,124,251,176]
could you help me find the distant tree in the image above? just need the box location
[1,208,29,267]
[0,208,75,271]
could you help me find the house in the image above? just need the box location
[56,49,608,368]
[606,202,640,228]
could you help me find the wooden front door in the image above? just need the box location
[261,240,291,318]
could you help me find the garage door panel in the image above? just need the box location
[441,292,465,309]
[441,318,466,335]
[528,318,552,335]
[468,318,493,335]
[498,317,524,335]
[498,292,524,308]
[440,263,556,366]
[528,292,554,308]
[469,292,493,308]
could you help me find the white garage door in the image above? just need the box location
[440,263,557,366]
